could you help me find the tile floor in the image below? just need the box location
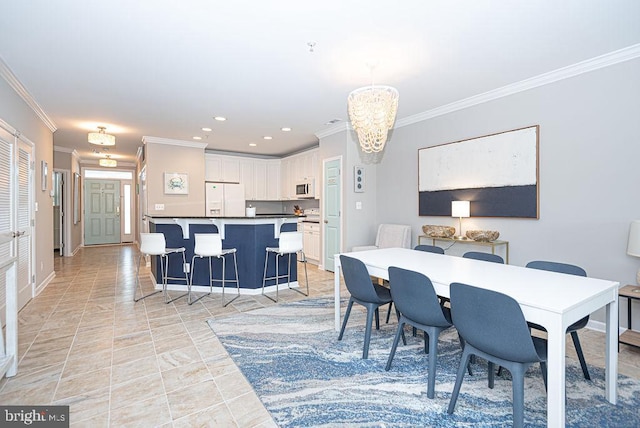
[1,244,639,427]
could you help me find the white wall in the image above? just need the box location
[369,58,640,328]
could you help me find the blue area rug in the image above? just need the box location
[207,298,640,427]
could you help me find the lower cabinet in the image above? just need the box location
[303,222,320,264]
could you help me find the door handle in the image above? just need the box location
[12,231,25,238]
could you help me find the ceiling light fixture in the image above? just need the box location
[348,84,399,153]
[193,136,202,140]
[214,116,227,121]
[201,127,212,132]
[249,143,257,147]
[281,127,291,132]
[99,155,117,168]
[88,126,116,146]
[263,136,272,140]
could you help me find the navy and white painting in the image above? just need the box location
[418,126,539,218]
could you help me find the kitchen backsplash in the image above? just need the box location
[248,200,319,215]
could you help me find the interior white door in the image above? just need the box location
[16,140,33,307]
[84,179,121,245]
[0,126,16,328]
[323,157,342,271]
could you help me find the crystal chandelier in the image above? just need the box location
[88,126,116,146]
[347,85,399,153]
[99,155,117,167]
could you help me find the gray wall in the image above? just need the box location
[0,75,55,294]
[363,58,640,328]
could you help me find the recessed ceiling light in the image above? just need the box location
[249,143,257,147]
[202,127,212,132]
[263,136,272,140]
[192,136,202,140]
[214,116,227,121]
[281,127,291,132]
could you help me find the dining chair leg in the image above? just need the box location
[385,302,393,323]
[363,305,376,359]
[385,319,406,371]
[338,300,354,341]
[426,328,441,399]
[447,348,472,414]
[511,366,526,428]
[570,331,590,380]
[374,308,380,330]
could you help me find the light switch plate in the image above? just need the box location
[155,203,165,210]
[356,201,362,210]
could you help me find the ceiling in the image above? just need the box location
[1,1,639,165]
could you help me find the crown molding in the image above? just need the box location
[80,159,136,168]
[142,136,209,149]
[0,56,57,132]
[396,43,640,128]
[314,122,349,139]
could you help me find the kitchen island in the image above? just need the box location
[146,215,300,294]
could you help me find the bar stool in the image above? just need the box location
[189,233,240,306]
[135,233,189,304]
[261,231,308,302]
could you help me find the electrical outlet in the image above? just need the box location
[356,201,362,210]
[155,203,165,210]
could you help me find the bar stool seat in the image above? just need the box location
[261,231,308,302]
[135,233,189,304]
[189,233,240,306]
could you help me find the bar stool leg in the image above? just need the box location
[134,253,162,302]
[287,250,309,297]
[262,251,277,303]
[221,252,240,307]
[164,251,189,304]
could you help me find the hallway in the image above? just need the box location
[0,244,335,426]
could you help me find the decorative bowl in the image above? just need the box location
[465,230,500,242]
[422,225,456,238]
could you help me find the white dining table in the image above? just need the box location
[333,248,619,428]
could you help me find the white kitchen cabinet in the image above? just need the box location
[239,159,255,200]
[303,222,320,263]
[266,160,281,200]
[205,154,240,182]
[254,160,268,200]
[280,158,292,200]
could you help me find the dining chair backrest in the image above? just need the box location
[450,282,541,363]
[388,267,450,328]
[140,233,166,256]
[278,231,304,254]
[463,251,504,264]
[375,224,412,249]
[340,255,388,304]
[194,233,223,257]
[525,260,586,277]
[414,244,445,254]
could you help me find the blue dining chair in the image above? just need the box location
[414,244,445,254]
[462,251,504,264]
[385,267,453,398]
[338,255,396,359]
[447,282,547,428]
[525,260,590,380]
[385,243,445,325]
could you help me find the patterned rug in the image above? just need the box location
[207,298,640,427]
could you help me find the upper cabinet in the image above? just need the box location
[205,154,240,182]
[281,148,319,199]
[206,148,317,201]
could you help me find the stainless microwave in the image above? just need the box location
[295,179,315,198]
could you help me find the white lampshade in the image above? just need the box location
[88,126,116,146]
[451,201,470,218]
[627,220,640,257]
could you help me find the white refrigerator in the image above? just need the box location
[205,182,246,217]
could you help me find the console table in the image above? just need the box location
[619,284,640,349]
[418,235,509,264]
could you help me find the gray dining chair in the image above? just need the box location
[338,255,396,359]
[525,260,590,380]
[447,282,547,428]
[385,267,453,398]
[462,251,504,264]
[414,244,445,254]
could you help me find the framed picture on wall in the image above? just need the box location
[164,172,189,194]
[41,161,48,191]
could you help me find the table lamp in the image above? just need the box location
[627,219,640,285]
[451,201,470,240]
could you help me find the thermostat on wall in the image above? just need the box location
[354,166,365,193]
